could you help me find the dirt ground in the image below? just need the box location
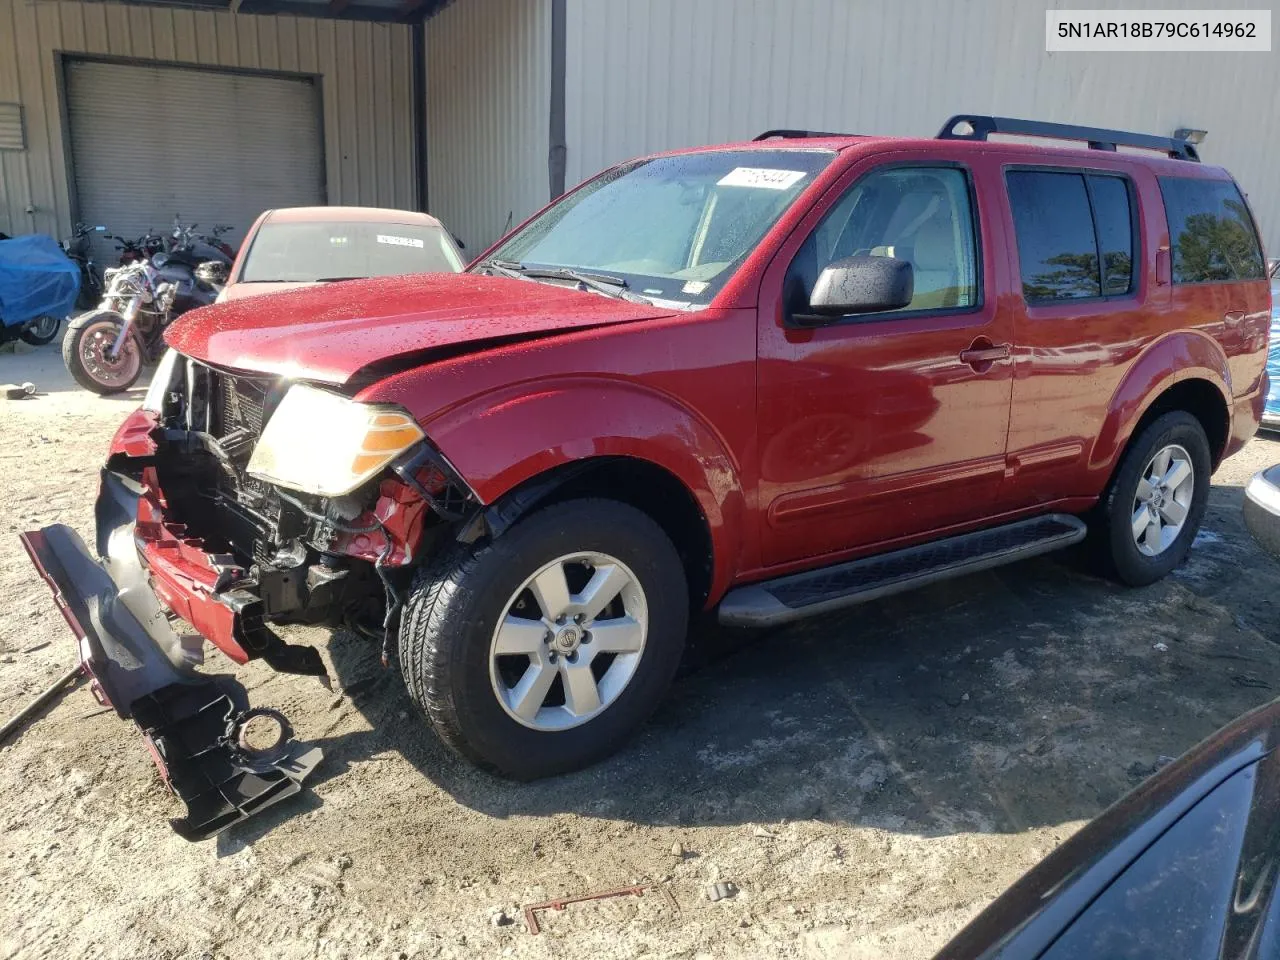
[4,340,1280,960]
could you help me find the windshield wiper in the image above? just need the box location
[479,259,651,303]
[315,276,363,282]
[479,258,528,281]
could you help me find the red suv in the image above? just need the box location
[23,116,1271,837]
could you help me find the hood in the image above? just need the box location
[214,280,318,304]
[166,272,676,385]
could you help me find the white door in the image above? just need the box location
[64,58,325,259]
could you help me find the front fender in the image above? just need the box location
[1090,330,1232,472]
[67,307,124,332]
[422,376,746,604]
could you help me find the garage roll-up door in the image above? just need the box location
[65,59,324,259]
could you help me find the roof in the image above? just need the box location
[262,206,445,227]
[642,134,1230,179]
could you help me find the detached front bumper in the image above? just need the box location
[20,471,323,841]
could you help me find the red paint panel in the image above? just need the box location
[164,272,676,385]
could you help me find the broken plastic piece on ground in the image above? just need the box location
[133,680,322,841]
[522,884,650,934]
[19,522,323,840]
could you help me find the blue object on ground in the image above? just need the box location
[0,234,81,327]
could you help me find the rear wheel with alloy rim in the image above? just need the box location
[399,498,688,779]
[1095,411,1211,586]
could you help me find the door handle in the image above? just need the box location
[1224,311,1246,329]
[959,340,1011,369]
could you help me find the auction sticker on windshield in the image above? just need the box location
[377,234,425,248]
[717,167,807,190]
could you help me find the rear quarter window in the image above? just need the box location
[1159,177,1265,284]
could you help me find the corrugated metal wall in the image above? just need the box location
[426,0,550,255]
[564,0,1280,252]
[0,0,415,239]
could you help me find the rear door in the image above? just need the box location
[755,150,1017,568]
[997,161,1155,511]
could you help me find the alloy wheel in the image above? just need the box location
[1131,443,1195,557]
[489,551,648,731]
[27,316,60,340]
[78,319,141,391]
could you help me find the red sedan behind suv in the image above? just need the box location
[23,116,1271,838]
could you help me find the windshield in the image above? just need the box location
[239,220,463,283]
[484,149,834,304]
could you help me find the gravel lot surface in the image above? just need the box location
[3,340,1280,959]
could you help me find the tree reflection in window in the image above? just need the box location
[1007,170,1134,303]
[1160,177,1265,283]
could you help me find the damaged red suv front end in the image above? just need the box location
[21,351,475,840]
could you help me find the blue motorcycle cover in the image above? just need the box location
[0,234,81,326]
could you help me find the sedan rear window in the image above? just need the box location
[239,220,463,283]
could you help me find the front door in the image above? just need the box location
[756,155,1015,568]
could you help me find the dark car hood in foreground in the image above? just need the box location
[936,698,1280,959]
[165,272,676,385]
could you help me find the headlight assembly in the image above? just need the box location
[246,383,424,497]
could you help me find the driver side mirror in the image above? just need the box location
[802,255,913,321]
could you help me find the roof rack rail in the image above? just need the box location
[937,114,1200,162]
[753,129,856,141]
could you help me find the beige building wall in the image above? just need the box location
[0,0,416,239]
[425,0,551,254]
[564,0,1280,251]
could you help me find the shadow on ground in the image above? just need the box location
[226,476,1280,851]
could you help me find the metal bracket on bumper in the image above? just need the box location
[19,521,323,841]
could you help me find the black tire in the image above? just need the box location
[62,312,142,395]
[399,498,689,779]
[19,315,61,346]
[1093,410,1211,586]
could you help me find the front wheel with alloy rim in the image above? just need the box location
[398,498,689,779]
[62,313,143,395]
[1094,410,1212,586]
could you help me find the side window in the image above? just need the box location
[1159,176,1265,283]
[1006,170,1136,303]
[1089,175,1135,295]
[786,166,978,317]
[1041,763,1255,960]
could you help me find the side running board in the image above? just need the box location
[719,514,1087,628]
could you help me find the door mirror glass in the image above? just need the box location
[807,255,914,317]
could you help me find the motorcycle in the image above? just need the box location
[169,216,236,264]
[63,234,228,395]
[0,233,81,348]
[61,222,108,309]
[108,230,166,265]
